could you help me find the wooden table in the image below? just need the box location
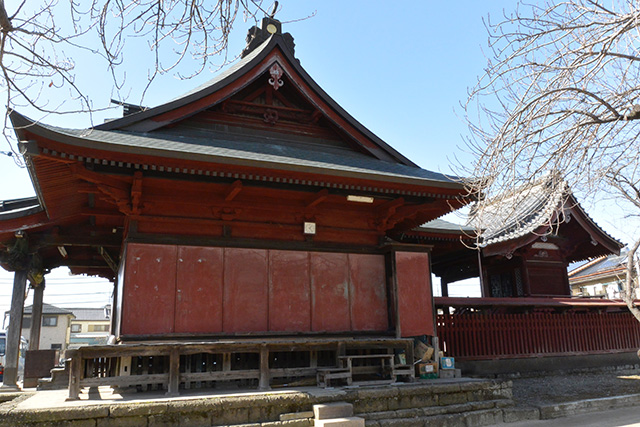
[339,354,396,385]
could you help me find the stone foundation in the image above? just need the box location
[0,379,513,426]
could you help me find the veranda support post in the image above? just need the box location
[2,269,27,388]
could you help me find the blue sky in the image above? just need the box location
[0,1,630,315]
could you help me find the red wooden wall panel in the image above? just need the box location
[395,252,434,337]
[269,250,311,332]
[122,243,178,335]
[120,243,392,337]
[223,248,269,333]
[175,246,224,333]
[310,252,351,332]
[349,254,388,331]
[527,263,570,296]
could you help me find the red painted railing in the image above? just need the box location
[437,312,640,360]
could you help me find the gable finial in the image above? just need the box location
[269,1,279,19]
[241,1,295,58]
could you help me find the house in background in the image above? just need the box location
[569,252,630,299]
[68,305,112,349]
[12,304,74,352]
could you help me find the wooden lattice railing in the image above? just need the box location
[437,312,640,360]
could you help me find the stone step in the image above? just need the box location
[280,410,314,422]
[314,402,354,420]
[360,399,513,422]
[363,408,503,427]
[314,416,365,427]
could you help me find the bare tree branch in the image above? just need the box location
[0,0,290,159]
[464,0,640,321]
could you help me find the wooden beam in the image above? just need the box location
[98,247,119,273]
[33,233,122,249]
[49,259,112,269]
[80,208,124,219]
[224,180,243,202]
[131,171,143,215]
[306,189,329,209]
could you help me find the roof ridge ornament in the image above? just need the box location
[241,3,295,58]
[268,62,284,90]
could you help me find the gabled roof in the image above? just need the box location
[472,177,568,247]
[10,111,459,189]
[69,306,111,321]
[470,176,623,259]
[568,252,628,283]
[22,303,74,316]
[92,32,418,168]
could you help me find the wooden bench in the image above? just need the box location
[339,354,396,385]
[316,367,352,388]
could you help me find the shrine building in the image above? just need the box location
[0,17,469,392]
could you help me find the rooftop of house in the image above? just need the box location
[68,306,111,322]
[21,303,74,316]
[569,252,628,281]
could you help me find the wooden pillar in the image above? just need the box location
[2,269,27,388]
[258,345,270,390]
[67,349,82,400]
[440,277,449,298]
[166,348,180,397]
[29,280,45,351]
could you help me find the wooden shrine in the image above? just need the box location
[0,17,469,393]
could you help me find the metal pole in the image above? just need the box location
[2,269,27,388]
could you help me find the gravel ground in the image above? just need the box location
[511,368,640,406]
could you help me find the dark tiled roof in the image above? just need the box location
[23,303,74,316]
[92,33,419,168]
[15,114,460,187]
[69,306,111,321]
[0,197,42,220]
[95,35,272,132]
[470,175,622,253]
[471,177,568,247]
[569,253,627,278]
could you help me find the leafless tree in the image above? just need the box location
[0,0,280,159]
[464,0,640,320]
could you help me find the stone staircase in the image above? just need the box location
[273,379,514,427]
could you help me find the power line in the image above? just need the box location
[0,292,111,297]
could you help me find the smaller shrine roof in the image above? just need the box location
[471,177,568,247]
[469,176,622,254]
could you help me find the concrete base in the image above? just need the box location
[439,369,462,379]
[314,402,353,419]
[315,417,364,427]
[459,351,640,377]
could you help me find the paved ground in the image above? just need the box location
[510,368,640,407]
[507,405,640,426]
